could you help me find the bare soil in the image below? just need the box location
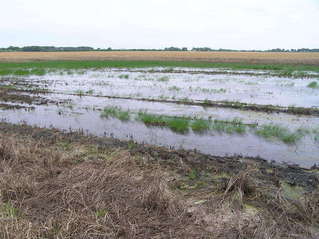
[1,51,319,65]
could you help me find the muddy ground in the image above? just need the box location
[0,122,318,238]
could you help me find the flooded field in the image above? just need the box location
[1,66,319,168]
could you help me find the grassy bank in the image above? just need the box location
[0,60,319,76]
[0,122,318,238]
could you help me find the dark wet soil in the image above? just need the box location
[0,103,34,110]
[0,121,317,192]
[0,88,49,105]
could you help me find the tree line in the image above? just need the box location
[0,46,318,52]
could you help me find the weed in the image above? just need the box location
[95,209,108,218]
[157,76,170,82]
[119,74,129,79]
[0,203,19,218]
[101,107,130,121]
[168,86,181,91]
[137,112,189,133]
[180,97,191,103]
[203,99,211,104]
[211,119,246,134]
[167,118,189,133]
[75,90,84,96]
[137,112,167,126]
[256,125,303,144]
[187,169,199,180]
[191,119,210,133]
[86,89,94,95]
[158,95,169,100]
[307,81,319,89]
[195,87,226,94]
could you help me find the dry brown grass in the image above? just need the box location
[0,137,205,238]
[0,127,318,238]
[1,51,319,65]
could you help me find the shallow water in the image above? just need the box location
[1,102,318,168]
[3,68,319,108]
[1,67,318,168]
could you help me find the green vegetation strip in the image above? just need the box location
[0,60,318,76]
[100,107,313,144]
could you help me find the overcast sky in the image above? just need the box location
[1,0,318,50]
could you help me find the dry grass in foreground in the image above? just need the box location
[1,51,319,65]
[0,125,319,238]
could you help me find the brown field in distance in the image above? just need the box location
[1,51,319,65]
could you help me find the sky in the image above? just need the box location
[1,0,318,50]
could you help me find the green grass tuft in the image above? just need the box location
[137,112,167,126]
[256,125,303,144]
[191,119,210,133]
[119,74,129,79]
[211,119,246,134]
[101,107,130,121]
[307,81,319,89]
[0,203,19,218]
[75,90,85,96]
[168,86,181,91]
[166,118,189,133]
[137,112,189,133]
[157,76,170,82]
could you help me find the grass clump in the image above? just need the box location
[101,107,130,121]
[166,118,189,133]
[256,125,303,144]
[75,89,85,96]
[157,76,170,82]
[168,86,181,91]
[95,209,108,218]
[0,203,19,218]
[118,74,129,79]
[211,119,246,134]
[307,81,319,89]
[191,119,210,133]
[137,112,167,126]
[137,112,189,133]
[86,89,94,95]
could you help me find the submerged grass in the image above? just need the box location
[101,106,130,121]
[166,118,189,133]
[256,125,303,144]
[137,112,167,126]
[100,109,310,143]
[211,119,246,134]
[307,81,319,89]
[191,119,210,133]
[119,74,129,79]
[137,112,189,133]
[168,86,181,91]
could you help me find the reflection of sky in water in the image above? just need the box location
[0,67,318,168]
[3,68,318,108]
[1,104,318,168]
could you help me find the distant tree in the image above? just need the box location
[192,47,213,51]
